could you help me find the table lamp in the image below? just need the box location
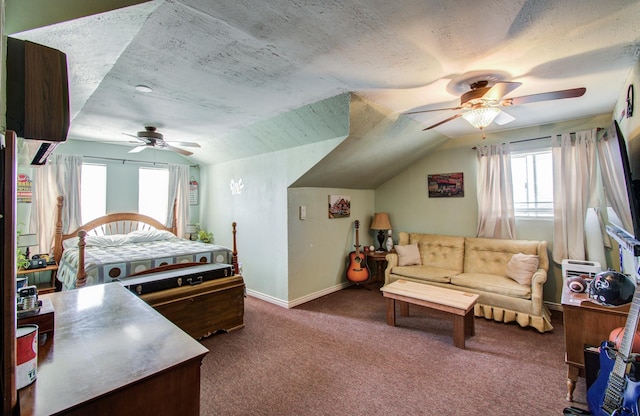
[370,213,391,251]
[185,224,199,240]
[17,233,38,259]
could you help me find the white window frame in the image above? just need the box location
[510,148,553,218]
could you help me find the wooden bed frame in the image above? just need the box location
[52,196,239,288]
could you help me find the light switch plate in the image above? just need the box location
[299,205,306,220]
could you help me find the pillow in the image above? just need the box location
[505,253,539,285]
[128,229,176,243]
[63,234,131,249]
[394,244,422,266]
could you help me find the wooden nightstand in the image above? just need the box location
[17,263,58,294]
[17,297,55,339]
[367,251,392,283]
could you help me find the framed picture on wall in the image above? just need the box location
[328,195,350,218]
[427,172,464,198]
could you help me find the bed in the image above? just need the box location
[52,196,239,291]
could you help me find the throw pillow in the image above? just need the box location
[505,253,539,285]
[395,244,422,266]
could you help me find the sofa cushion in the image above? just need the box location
[391,265,458,283]
[395,243,421,266]
[400,233,464,273]
[463,237,540,276]
[505,253,539,285]
[450,273,531,299]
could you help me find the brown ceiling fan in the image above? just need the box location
[123,126,201,156]
[406,80,586,131]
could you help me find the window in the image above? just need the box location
[511,149,553,217]
[138,167,169,223]
[81,163,107,223]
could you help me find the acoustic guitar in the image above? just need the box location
[587,282,640,416]
[346,220,370,283]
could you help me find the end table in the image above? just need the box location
[367,251,392,283]
[17,296,55,340]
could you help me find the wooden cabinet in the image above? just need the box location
[561,283,629,401]
[19,283,208,416]
[140,275,245,339]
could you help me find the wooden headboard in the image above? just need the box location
[52,196,177,264]
[52,196,240,288]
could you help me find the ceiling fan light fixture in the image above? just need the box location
[462,107,501,129]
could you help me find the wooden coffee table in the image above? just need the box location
[381,279,479,349]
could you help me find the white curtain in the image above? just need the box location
[31,154,83,254]
[597,124,634,234]
[166,164,190,238]
[476,143,516,239]
[552,129,598,263]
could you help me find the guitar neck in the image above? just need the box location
[612,284,640,379]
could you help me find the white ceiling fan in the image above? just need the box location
[123,126,201,156]
[406,79,586,132]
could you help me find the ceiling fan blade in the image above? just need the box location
[493,110,515,126]
[481,82,522,102]
[405,106,463,115]
[507,87,586,106]
[422,113,464,130]
[128,145,148,154]
[165,141,201,148]
[164,144,194,156]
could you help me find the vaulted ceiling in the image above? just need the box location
[6,0,640,186]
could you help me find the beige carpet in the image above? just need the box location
[199,285,587,415]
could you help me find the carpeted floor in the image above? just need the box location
[199,285,587,415]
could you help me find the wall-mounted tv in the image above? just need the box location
[602,120,640,254]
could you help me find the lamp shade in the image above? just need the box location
[370,212,392,230]
[185,224,198,234]
[462,107,501,129]
[17,233,37,248]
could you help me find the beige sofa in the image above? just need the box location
[384,232,552,333]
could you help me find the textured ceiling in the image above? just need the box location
[7,0,640,176]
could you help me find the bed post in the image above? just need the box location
[232,222,239,275]
[76,230,88,288]
[171,199,178,236]
[53,196,64,264]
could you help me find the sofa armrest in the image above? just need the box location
[530,268,548,315]
[384,253,398,285]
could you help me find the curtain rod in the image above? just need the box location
[472,127,604,149]
[84,155,199,168]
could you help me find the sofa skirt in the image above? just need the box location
[474,303,554,333]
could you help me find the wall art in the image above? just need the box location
[328,195,350,218]
[427,172,464,198]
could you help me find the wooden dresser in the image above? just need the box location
[561,283,629,401]
[19,283,209,416]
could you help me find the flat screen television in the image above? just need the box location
[603,120,640,255]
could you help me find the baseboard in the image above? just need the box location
[246,281,352,309]
[248,286,565,313]
[546,301,562,312]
